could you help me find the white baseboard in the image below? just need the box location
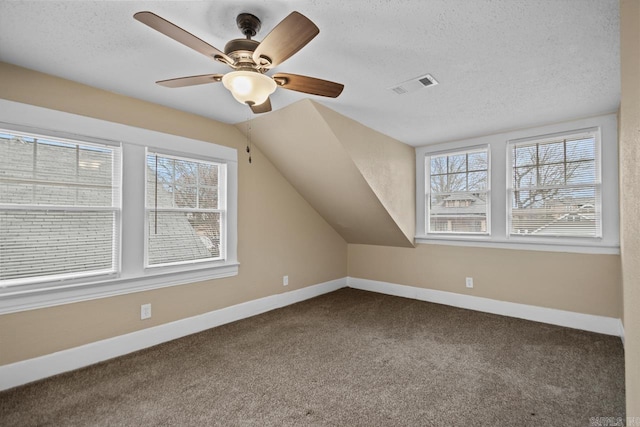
[0,278,346,391]
[347,277,623,338]
[1,275,623,391]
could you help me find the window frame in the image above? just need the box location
[506,128,602,239]
[0,127,123,287]
[425,145,491,236]
[0,99,238,315]
[415,113,619,254]
[144,150,227,269]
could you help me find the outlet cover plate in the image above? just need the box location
[141,303,152,320]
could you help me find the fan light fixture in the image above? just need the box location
[222,70,277,106]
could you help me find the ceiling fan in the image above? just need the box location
[134,10,344,114]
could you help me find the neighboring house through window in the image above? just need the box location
[508,130,600,238]
[426,146,489,234]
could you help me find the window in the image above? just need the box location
[0,99,238,314]
[508,130,600,238]
[145,152,226,267]
[0,129,121,286]
[415,113,618,253]
[426,146,489,234]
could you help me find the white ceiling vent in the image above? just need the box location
[389,74,438,95]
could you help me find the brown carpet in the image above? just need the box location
[0,288,625,426]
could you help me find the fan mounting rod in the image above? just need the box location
[219,13,272,70]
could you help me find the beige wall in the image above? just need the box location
[0,62,347,365]
[620,0,640,417]
[348,244,621,318]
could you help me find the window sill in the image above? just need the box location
[0,262,239,315]
[414,235,620,255]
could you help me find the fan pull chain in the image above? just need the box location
[246,113,252,164]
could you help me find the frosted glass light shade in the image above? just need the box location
[222,71,277,106]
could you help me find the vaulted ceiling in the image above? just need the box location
[0,0,620,147]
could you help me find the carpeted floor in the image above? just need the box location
[0,288,626,426]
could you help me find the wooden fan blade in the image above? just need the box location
[250,97,272,114]
[252,12,319,69]
[134,11,232,64]
[156,74,224,88]
[273,73,344,98]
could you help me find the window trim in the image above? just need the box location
[415,113,619,254]
[0,99,238,315]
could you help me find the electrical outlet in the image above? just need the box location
[283,275,289,286]
[141,303,152,320]
[465,277,474,288]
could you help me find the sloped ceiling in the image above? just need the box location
[312,103,416,240]
[237,100,415,247]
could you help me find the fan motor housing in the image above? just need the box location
[224,39,261,68]
[224,38,259,55]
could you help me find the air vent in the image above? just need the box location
[418,76,436,87]
[389,74,438,95]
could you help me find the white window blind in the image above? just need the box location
[427,146,489,234]
[145,151,226,267]
[508,130,601,237]
[0,129,121,286]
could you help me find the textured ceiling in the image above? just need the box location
[0,0,620,147]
